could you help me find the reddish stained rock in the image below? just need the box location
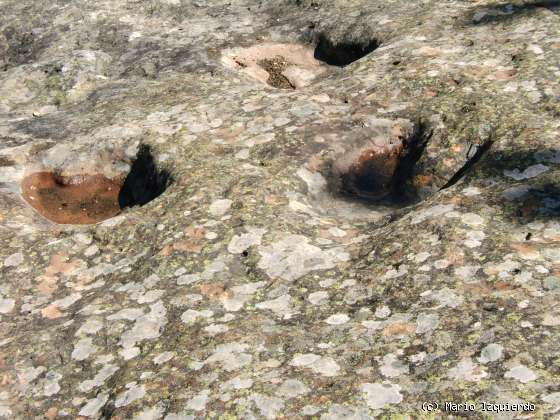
[382,322,416,337]
[198,283,233,300]
[175,226,207,253]
[213,126,245,144]
[413,174,433,187]
[45,252,85,277]
[41,304,63,319]
[511,243,540,259]
[171,239,204,253]
[21,172,123,225]
[46,407,58,420]
[417,46,441,56]
[264,195,289,205]
[36,253,86,295]
[337,146,404,200]
[159,226,207,255]
[37,276,58,296]
[492,68,517,81]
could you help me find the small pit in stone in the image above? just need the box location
[330,121,432,205]
[222,36,380,89]
[222,43,327,89]
[339,147,403,200]
[21,145,170,225]
[118,145,171,208]
[314,35,380,67]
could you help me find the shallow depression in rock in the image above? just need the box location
[222,35,380,90]
[21,172,123,224]
[21,145,170,225]
[222,43,327,89]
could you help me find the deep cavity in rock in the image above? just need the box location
[341,147,403,200]
[21,145,170,225]
[314,35,380,67]
[330,122,432,203]
[118,145,170,208]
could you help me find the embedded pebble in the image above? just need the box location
[478,343,504,364]
[153,351,175,365]
[308,291,329,305]
[325,313,350,325]
[0,298,15,314]
[504,365,538,383]
[360,382,403,409]
[115,383,146,408]
[71,337,97,361]
[209,199,232,217]
[504,164,549,180]
[227,228,266,254]
[79,393,109,418]
[447,358,487,382]
[3,252,23,267]
[277,379,310,398]
[258,235,349,282]
[186,390,210,411]
[379,353,409,378]
[416,313,439,333]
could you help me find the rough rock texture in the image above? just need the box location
[1,0,560,418]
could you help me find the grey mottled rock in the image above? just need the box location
[2,0,559,417]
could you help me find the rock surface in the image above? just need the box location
[1,0,560,418]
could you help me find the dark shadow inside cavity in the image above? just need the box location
[118,145,171,208]
[332,121,433,207]
[314,35,380,67]
[348,152,396,197]
[338,147,401,201]
[390,122,433,203]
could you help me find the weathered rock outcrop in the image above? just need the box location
[1,0,560,418]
